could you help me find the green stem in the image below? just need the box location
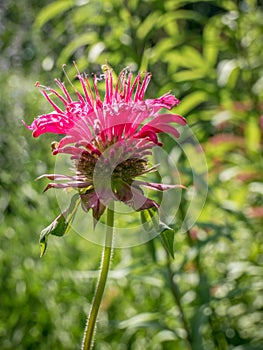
[166,252,193,349]
[82,204,115,350]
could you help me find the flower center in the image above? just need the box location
[112,158,148,184]
[77,151,148,184]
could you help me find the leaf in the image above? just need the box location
[217,59,238,87]
[140,208,155,231]
[190,306,207,350]
[150,38,178,64]
[160,7,205,23]
[118,312,160,329]
[34,1,75,30]
[175,91,208,115]
[39,194,80,257]
[136,11,162,40]
[141,207,159,229]
[173,69,207,83]
[57,32,98,67]
[179,46,206,69]
[245,117,261,154]
[159,223,175,259]
[141,208,175,259]
[203,20,220,67]
[72,5,105,27]
[146,239,157,262]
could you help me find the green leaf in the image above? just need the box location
[179,46,206,69]
[136,11,162,40]
[34,1,75,30]
[118,312,160,329]
[57,32,98,67]
[141,208,175,259]
[159,224,175,259]
[140,208,155,231]
[146,239,157,262]
[39,194,80,257]
[175,91,208,115]
[142,207,159,230]
[203,20,220,67]
[245,117,261,153]
[151,38,180,64]
[173,69,207,83]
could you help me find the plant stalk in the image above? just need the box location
[166,253,193,349]
[82,204,114,350]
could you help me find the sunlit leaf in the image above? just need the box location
[203,20,220,67]
[136,11,162,40]
[57,32,98,67]
[217,59,238,87]
[245,117,261,153]
[175,91,208,115]
[118,312,160,329]
[34,1,75,30]
[179,46,206,68]
[173,69,207,82]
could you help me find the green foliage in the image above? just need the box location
[39,194,80,257]
[141,208,176,258]
[34,1,75,31]
[1,0,263,349]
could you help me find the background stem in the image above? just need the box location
[166,252,193,349]
[82,204,115,350]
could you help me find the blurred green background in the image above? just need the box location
[0,0,262,349]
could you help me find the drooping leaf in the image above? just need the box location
[34,1,75,30]
[57,32,98,67]
[39,194,80,257]
[136,11,162,40]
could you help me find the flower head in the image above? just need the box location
[24,66,186,222]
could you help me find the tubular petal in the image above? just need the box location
[24,66,186,217]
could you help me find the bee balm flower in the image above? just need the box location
[24,66,186,222]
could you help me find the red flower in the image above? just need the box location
[24,66,186,222]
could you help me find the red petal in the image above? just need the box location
[148,113,186,127]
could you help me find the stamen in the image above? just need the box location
[62,64,75,91]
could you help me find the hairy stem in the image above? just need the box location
[82,204,114,350]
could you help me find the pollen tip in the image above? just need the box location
[35,81,40,87]
[51,141,58,151]
[21,119,29,128]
